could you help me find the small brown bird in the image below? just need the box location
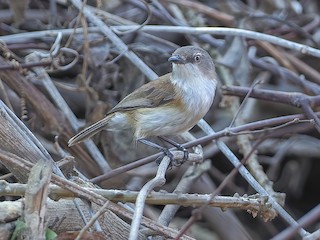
[68,46,217,155]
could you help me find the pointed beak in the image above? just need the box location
[168,54,186,64]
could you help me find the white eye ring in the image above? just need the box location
[194,54,201,62]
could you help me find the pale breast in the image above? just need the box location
[133,69,217,139]
[133,106,193,138]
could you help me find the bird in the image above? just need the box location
[68,46,217,159]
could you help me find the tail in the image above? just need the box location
[68,115,112,146]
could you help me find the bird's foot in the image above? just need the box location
[155,148,174,167]
[138,138,187,167]
[158,136,189,164]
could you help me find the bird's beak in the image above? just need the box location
[168,54,186,64]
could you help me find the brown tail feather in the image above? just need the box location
[68,115,112,146]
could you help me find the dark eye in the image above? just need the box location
[194,54,201,62]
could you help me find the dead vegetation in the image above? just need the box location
[0,0,320,239]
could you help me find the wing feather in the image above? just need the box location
[107,73,176,114]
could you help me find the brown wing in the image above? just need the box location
[107,73,176,114]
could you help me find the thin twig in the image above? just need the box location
[2,26,320,58]
[0,180,276,212]
[69,0,158,80]
[222,85,320,107]
[175,138,270,239]
[0,150,193,239]
[197,121,309,237]
[75,200,109,240]
[129,156,171,240]
[271,204,320,240]
[111,26,320,58]
[157,161,211,226]
[90,112,318,183]
[26,52,111,172]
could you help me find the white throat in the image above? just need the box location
[171,63,217,111]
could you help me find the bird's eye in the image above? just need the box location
[194,54,201,62]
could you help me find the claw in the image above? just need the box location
[155,149,174,169]
[180,148,189,163]
[162,148,174,160]
[158,136,189,164]
[138,137,188,167]
[155,156,162,166]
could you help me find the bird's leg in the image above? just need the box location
[158,136,189,164]
[137,138,174,165]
